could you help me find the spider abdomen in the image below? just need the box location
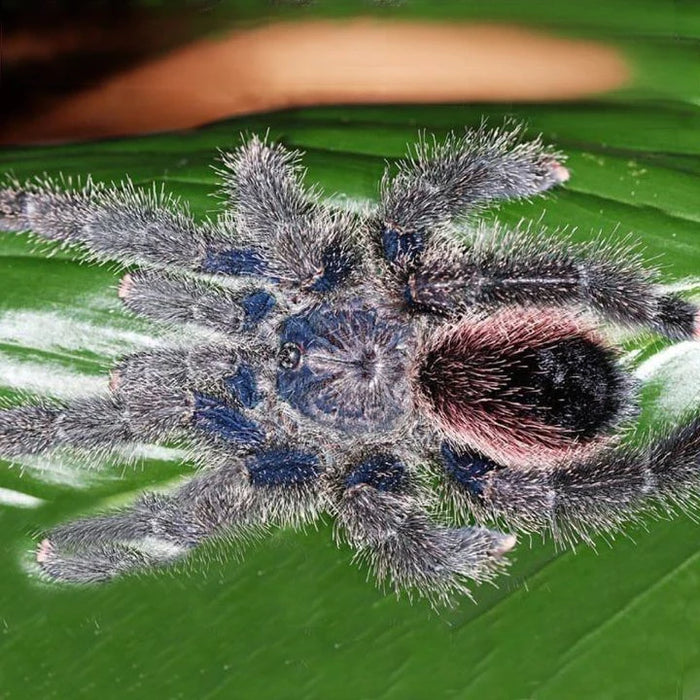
[416,308,632,467]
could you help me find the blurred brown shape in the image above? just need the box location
[0,19,629,145]
[1,1,212,139]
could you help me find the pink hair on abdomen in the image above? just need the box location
[416,307,622,468]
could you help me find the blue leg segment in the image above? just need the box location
[440,443,498,497]
[240,290,276,330]
[380,225,425,270]
[246,449,321,487]
[306,242,356,292]
[192,394,265,446]
[225,364,263,409]
[201,247,274,278]
[344,453,407,492]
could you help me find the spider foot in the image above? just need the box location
[35,539,156,584]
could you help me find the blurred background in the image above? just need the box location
[3,0,695,144]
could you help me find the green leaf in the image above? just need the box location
[1,25,700,700]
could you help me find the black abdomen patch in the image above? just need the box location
[516,337,624,439]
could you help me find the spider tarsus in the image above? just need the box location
[108,369,122,392]
[117,272,133,299]
[36,538,52,564]
[491,532,517,557]
[549,161,570,183]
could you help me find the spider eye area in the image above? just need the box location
[278,342,301,369]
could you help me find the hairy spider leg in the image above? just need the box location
[370,125,697,341]
[0,138,362,295]
[218,134,318,242]
[375,123,569,272]
[210,135,361,292]
[0,346,268,457]
[0,177,235,270]
[36,543,159,584]
[38,446,515,596]
[333,452,515,605]
[439,416,700,546]
[403,225,699,341]
[118,269,277,334]
[37,450,324,583]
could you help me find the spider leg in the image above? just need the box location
[118,269,277,334]
[0,346,268,458]
[0,398,133,458]
[218,134,318,240]
[439,416,700,546]
[1,138,362,293]
[376,123,567,270]
[36,447,324,582]
[332,452,514,604]
[0,389,203,459]
[404,224,699,341]
[212,135,361,293]
[0,177,234,271]
[36,542,159,584]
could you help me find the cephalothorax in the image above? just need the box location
[1,125,698,604]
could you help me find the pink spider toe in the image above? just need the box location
[108,370,122,392]
[494,534,517,556]
[118,273,133,299]
[552,162,570,183]
[36,538,53,564]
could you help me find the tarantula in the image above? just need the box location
[0,125,698,604]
